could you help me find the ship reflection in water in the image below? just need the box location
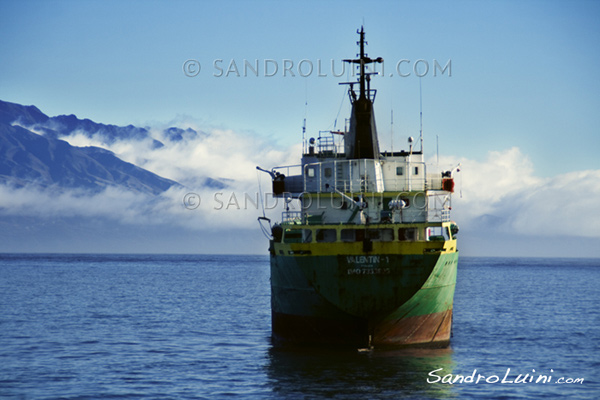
[265,347,456,399]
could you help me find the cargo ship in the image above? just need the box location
[257,28,459,348]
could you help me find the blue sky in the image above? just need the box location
[1,0,599,256]
[2,0,599,175]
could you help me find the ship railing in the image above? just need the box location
[304,130,345,157]
[282,210,303,224]
[441,209,451,222]
[276,161,452,194]
[272,164,302,177]
[330,179,377,193]
[427,208,451,223]
[304,159,385,193]
[382,177,428,192]
[426,174,443,191]
[317,134,336,154]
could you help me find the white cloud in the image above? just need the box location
[3,118,307,237]
[0,182,283,233]
[57,130,107,148]
[505,169,600,237]
[446,148,600,238]
[11,118,600,242]
[56,122,300,189]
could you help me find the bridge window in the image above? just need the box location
[382,229,394,241]
[367,228,394,242]
[341,229,365,242]
[316,229,337,243]
[302,229,313,243]
[283,229,303,243]
[341,229,355,242]
[398,228,417,241]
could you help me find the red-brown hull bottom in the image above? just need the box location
[373,309,452,348]
[272,309,452,349]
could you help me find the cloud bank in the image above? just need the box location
[443,147,600,239]
[1,121,298,235]
[2,119,599,255]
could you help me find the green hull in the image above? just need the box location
[270,250,458,348]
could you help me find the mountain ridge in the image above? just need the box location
[0,122,177,194]
[0,99,202,194]
[0,99,229,193]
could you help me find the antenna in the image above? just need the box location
[302,81,308,154]
[390,108,394,153]
[302,117,306,154]
[419,77,424,152]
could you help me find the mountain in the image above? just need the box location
[0,100,163,147]
[0,100,181,194]
[0,101,49,126]
[0,123,176,194]
[0,99,239,253]
[163,127,201,142]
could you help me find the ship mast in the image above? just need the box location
[342,27,383,160]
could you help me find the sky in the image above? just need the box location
[1,0,599,256]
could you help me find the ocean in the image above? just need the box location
[0,254,598,399]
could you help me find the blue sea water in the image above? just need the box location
[0,254,598,399]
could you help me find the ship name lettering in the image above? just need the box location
[346,255,380,264]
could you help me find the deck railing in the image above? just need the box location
[282,211,302,223]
